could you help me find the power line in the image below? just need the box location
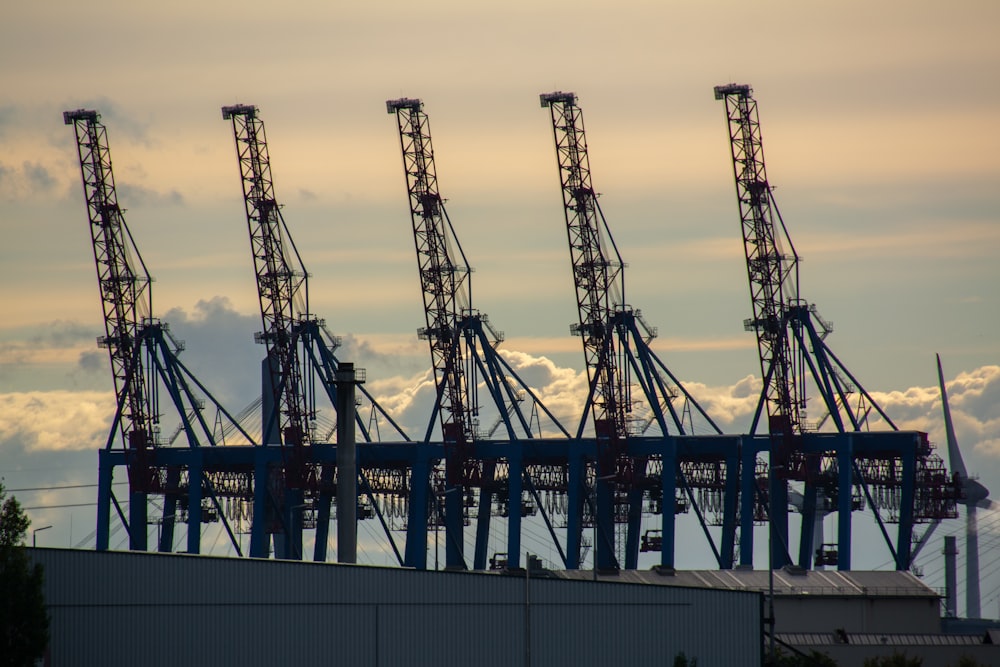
[7,482,126,493]
[23,502,110,510]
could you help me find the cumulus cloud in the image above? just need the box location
[0,390,115,451]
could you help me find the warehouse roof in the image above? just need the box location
[554,567,939,598]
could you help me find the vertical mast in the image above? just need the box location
[64,109,157,471]
[539,92,628,439]
[713,84,802,439]
[386,98,475,444]
[222,104,312,485]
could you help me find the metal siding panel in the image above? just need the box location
[30,549,761,666]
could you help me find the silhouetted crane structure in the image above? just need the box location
[222,104,412,561]
[714,83,958,570]
[540,91,735,571]
[387,98,572,570]
[65,108,255,556]
[64,92,962,575]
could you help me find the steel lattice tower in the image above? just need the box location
[539,92,628,439]
[222,105,312,483]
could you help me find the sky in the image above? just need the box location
[1,0,999,613]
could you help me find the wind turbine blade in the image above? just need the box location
[937,354,967,479]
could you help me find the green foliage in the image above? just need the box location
[673,652,698,667]
[863,652,923,667]
[0,482,49,666]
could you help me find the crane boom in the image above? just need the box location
[386,98,475,444]
[64,109,157,470]
[222,105,312,483]
[539,92,628,439]
[713,84,803,439]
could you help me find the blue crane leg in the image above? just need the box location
[624,484,643,569]
[769,463,790,569]
[129,486,147,551]
[187,455,202,554]
[507,455,523,569]
[249,454,270,558]
[473,461,495,570]
[837,441,853,570]
[739,444,758,567]
[797,476,818,569]
[896,449,916,570]
[566,454,584,568]
[721,451,740,569]
[159,467,180,553]
[404,456,430,569]
[445,470,465,569]
[96,451,113,551]
[313,465,334,562]
[660,447,677,569]
[596,444,616,571]
[284,487,304,561]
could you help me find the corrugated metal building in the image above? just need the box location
[28,548,763,666]
[559,567,942,634]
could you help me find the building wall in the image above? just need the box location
[775,596,941,634]
[29,549,763,667]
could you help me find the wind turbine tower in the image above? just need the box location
[938,354,991,619]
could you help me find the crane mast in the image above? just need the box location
[713,84,803,441]
[64,109,157,480]
[386,98,476,445]
[387,98,480,569]
[539,92,628,439]
[222,105,312,486]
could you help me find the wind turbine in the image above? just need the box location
[938,354,992,618]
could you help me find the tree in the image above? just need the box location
[674,652,698,666]
[0,482,49,666]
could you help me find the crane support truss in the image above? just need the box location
[714,84,959,570]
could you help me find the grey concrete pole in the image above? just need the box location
[336,362,359,564]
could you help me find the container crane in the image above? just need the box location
[222,104,411,562]
[540,92,729,571]
[387,98,571,570]
[714,84,959,570]
[65,109,253,555]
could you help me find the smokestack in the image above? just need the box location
[943,535,958,618]
[336,363,360,564]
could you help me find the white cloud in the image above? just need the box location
[0,390,115,451]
